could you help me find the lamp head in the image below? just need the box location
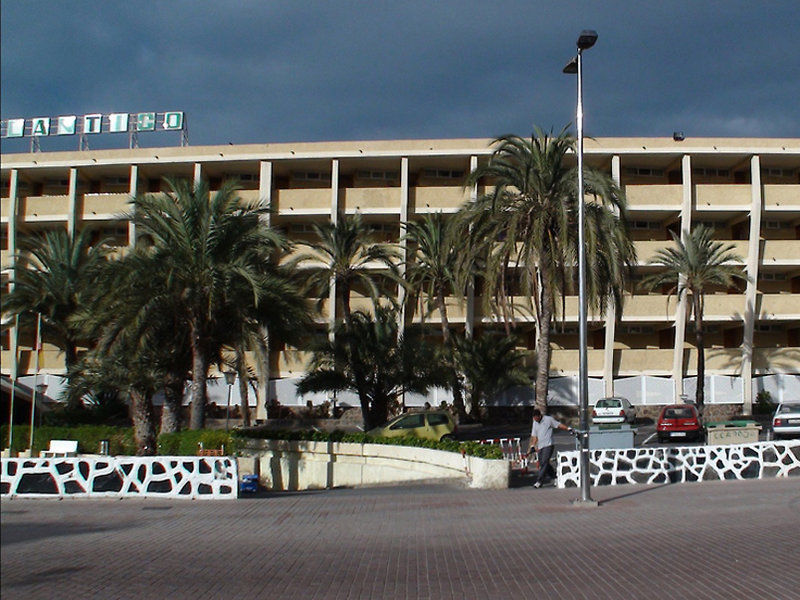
[577,30,598,50]
[224,371,236,386]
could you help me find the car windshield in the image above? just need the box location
[664,407,694,418]
[389,414,425,430]
[777,404,800,414]
[596,398,621,408]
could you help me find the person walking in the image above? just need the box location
[528,408,572,488]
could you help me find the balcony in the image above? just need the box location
[753,347,800,374]
[81,193,131,219]
[756,294,800,320]
[694,184,750,211]
[340,187,401,214]
[703,294,746,321]
[1,197,13,222]
[624,184,682,210]
[760,240,800,266]
[20,195,70,221]
[1,249,11,271]
[613,348,674,376]
[408,295,468,323]
[411,186,469,213]
[762,184,800,210]
[549,349,605,376]
[274,188,331,215]
[634,240,671,265]
[622,295,678,320]
[683,348,742,375]
[276,349,312,377]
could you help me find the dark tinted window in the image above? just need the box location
[427,413,449,426]
[664,407,694,418]
[777,404,800,414]
[596,398,621,408]
[390,414,424,430]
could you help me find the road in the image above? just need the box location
[2,478,798,599]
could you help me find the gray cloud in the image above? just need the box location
[2,0,797,152]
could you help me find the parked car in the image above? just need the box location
[772,402,800,439]
[592,396,636,424]
[367,410,457,442]
[656,404,704,443]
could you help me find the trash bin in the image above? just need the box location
[239,474,259,494]
[581,425,636,450]
[706,420,761,445]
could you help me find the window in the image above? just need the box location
[764,220,782,230]
[293,171,331,182]
[626,167,664,177]
[693,168,730,177]
[427,413,450,426]
[356,170,398,181]
[390,414,424,430]
[422,168,465,179]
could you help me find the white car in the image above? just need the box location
[592,396,636,424]
[772,402,800,439]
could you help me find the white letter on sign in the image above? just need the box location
[57,116,77,135]
[32,117,50,136]
[5,119,25,137]
[162,112,183,130]
[83,114,102,134]
[109,113,129,133]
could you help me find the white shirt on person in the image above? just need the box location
[531,415,561,449]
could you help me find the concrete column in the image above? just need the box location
[741,155,763,415]
[465,155,478,338]
[8,170,19,379]
[128,165,138,247]
[67,168,78,238]
[603,155,622,397]
[259,161,273,227]
[193,162,202,186]
[398,157,410,332]
[329,160,340,338]
[672,154,692,400]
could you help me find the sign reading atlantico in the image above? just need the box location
[1,111,185,138]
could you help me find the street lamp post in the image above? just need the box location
[564,29,598,506]
[224,370,236,433]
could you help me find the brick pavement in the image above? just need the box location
[1,478,799,599]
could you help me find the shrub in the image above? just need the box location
[157,429,239,455]
[0,425,135,456]
[234,428,504,459]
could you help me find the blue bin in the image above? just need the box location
[239,474,259,493]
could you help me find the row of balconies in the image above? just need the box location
[2,183,798,221]
[4,345,796,379]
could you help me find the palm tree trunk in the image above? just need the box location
[438,288,467,421]
[534,280,554,412]
[236,351,251,427]
[694,294,705,409]
[160,372,184,434]
[130,388,157,456]
[189,324,208,430]
[256,325,270,422]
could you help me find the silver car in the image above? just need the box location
[772,402,800,439]
[592,396,636,424]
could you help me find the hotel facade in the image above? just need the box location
[2,136,799,414]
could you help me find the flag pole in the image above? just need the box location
[27,312,42,457]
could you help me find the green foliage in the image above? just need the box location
[234,428,504,459]
[754,390,776,415]
[157,429,240,455]
[0,425,136,456]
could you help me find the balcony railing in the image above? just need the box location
[20,195,70,220]
[340,187,401,213]
[624,184,682,209]
[762,184,800,210]
[694,184,750,210]
[274,188,331,214]
[613,348,674,376]
[411,186,469,213]
[81,193,131,218]
[761,240,800,265]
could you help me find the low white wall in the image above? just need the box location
[556,441,800,488]
[241,440,509,490]
[1,456,238,499]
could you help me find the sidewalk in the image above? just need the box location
[2,478,799,599]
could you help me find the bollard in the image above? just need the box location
[99,439,110,455]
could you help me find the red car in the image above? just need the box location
[657,404,704,443]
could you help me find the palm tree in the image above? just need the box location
[297,307,449,430]
[403,212,471,418]
[130,178,290,430]
[451,333,530,419]
[300,213,401,326]
[461,128,635,412]
[641,225,746,408]
[2,228,111,381]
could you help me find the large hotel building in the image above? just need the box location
[2,136,799,414]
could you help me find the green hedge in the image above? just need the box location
[235,429,504,459]
[0,425,136,456]
[0,425,503,460]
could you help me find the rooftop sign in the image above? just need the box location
[0,111,187,150]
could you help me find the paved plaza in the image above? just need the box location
[2,478,799,599]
